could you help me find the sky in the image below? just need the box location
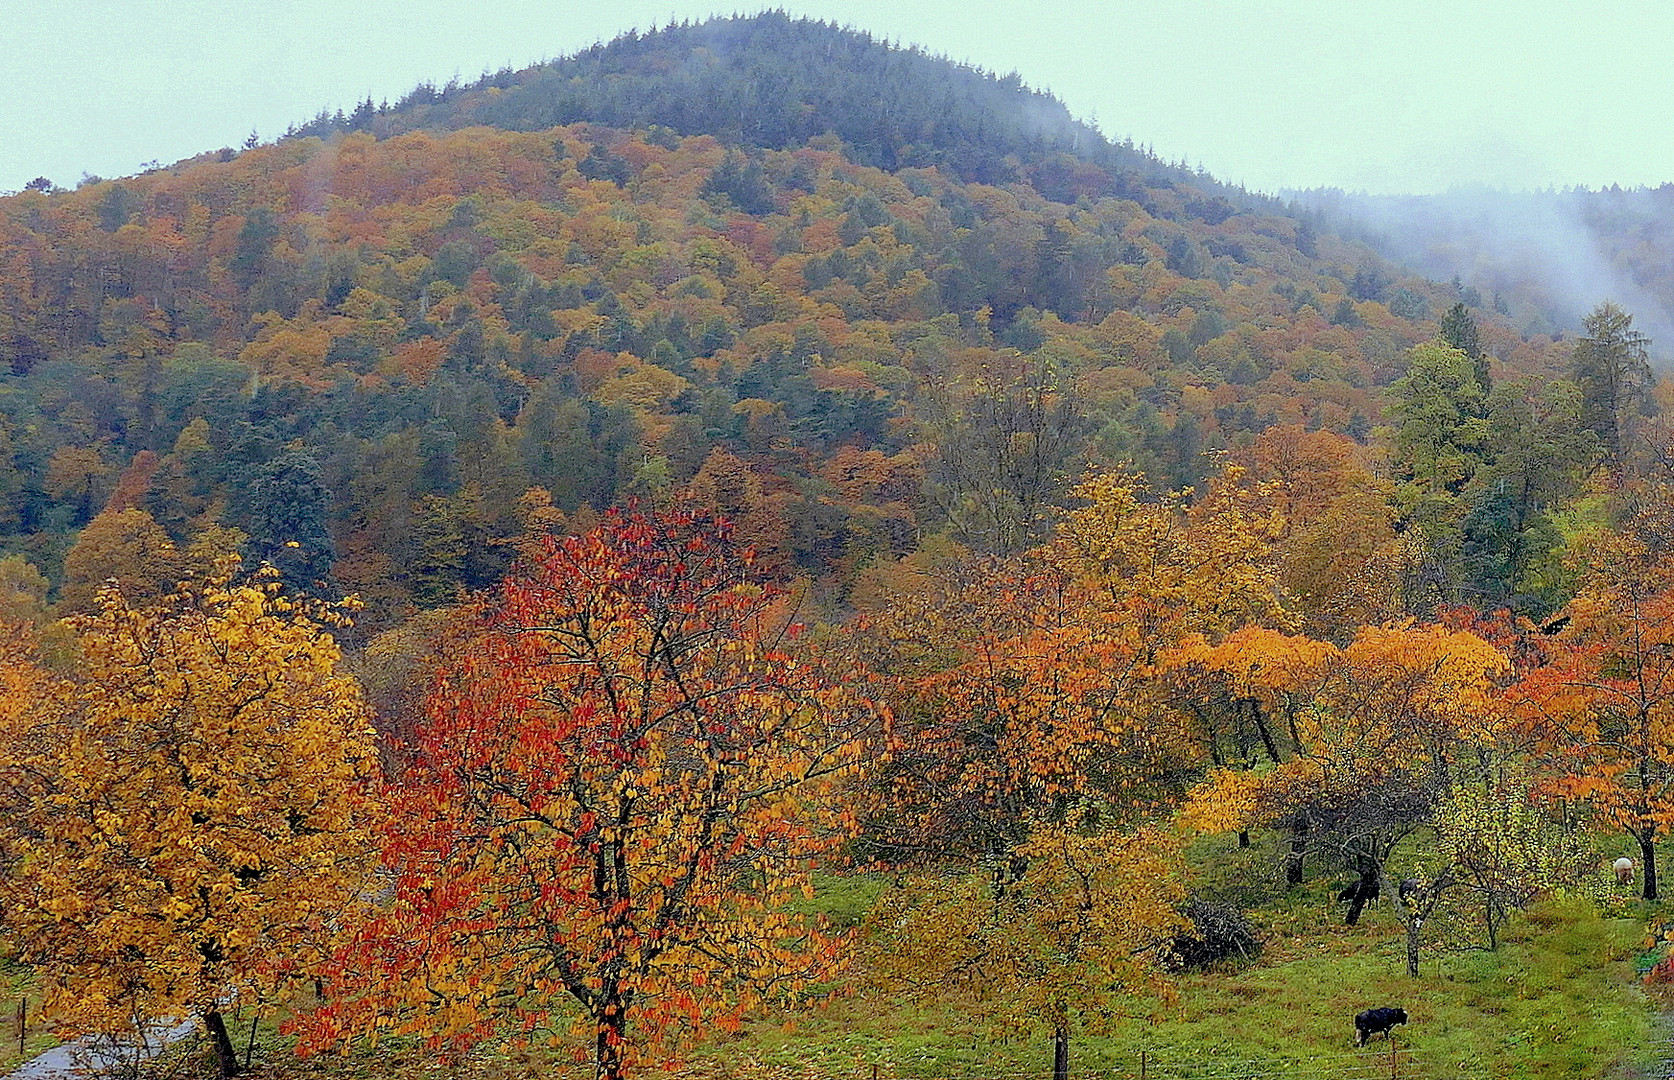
[7,1,1674,197]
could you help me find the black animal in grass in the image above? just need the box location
[1355,1007,1408,1046]
[1335,878,1379,904]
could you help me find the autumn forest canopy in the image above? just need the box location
[9,12,1674,1080]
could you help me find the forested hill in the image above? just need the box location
[0,13,1620,640]
[284,12,1237,202]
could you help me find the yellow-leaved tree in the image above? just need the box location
[0,570,380,1078]
[866,820,1185,1080]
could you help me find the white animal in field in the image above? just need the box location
[1614,856,1634,885]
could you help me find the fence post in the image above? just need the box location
[1389,1036,1397,1080]
[16,997,23,1056]
[872,1063,879,1080]
[1140,1049,1147,1080]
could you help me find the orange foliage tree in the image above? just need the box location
[1517,544,1674,899]
[1180,622,1511,941]
[853,543,1190,1080]
[1161,626,1338,871]
[300,508,877,1080]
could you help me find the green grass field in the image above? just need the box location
[47,832,1674,1080]
[0,960,58,1074]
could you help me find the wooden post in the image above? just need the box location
[1140,1049,1147,1080]
[245,1011,259,1070]
[1389,1035,1397,1080]
[871,1063,878,1080]
[16,997,23,1056]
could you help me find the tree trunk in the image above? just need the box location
[593,992,633,1080]
[1284,819,1308,888]
[202,1009,241,1078]
[1237,830,1249,849]
[1641,833,1659,901]
[1344,866,1378,926]
[1197,705,1223,769]
[1250,699,1281,763]
[1405,920,1421,977]
[1052,1020,1070,1080]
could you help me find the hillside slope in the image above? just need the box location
[0,15,1574,629]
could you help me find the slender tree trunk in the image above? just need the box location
[1405,920,1421,977]
[1238,830,1249,849]
[1052,1020,1070,1080]
[1198,705,1223,768]
[1250,700,1281,763]
[202,1009,241,1078]
[1641,833,1659,901]
[1284,819,1308,888]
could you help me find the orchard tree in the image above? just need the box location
[867,820,1185,1080]
[1181,622,1511,930]
[1518,541,1674,899]
[301,508,877,1080]
[861,466,1286,873]
[0,570,380,1078]
[1161,626,1337,872]
[1432,770,1596,950]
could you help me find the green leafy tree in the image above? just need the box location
[1433,771,1597,950]
[1388,342,1489,608]
[1573,301,1652,465]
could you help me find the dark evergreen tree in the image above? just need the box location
[1348,263,1387,302]
[702,150,776,215]
[1439,302,1488,391]
[96,184,141,232]
[1573,301,1652,464]
[230,208,279,291]
[243,446,336,594]
[578,143,632,186]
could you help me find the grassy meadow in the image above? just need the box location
[121,830,1669,1080]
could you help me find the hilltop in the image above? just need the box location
[284,12,1222,198]
[0,11,1624,635]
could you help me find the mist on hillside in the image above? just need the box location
[1296,185,1674,360]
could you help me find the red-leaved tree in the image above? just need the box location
[301,508,877,1079]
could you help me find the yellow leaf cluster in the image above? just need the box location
[0,575,381,1035]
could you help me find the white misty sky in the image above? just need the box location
[5,0,1674,196]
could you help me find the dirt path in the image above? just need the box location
[2,1020,194,1080]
